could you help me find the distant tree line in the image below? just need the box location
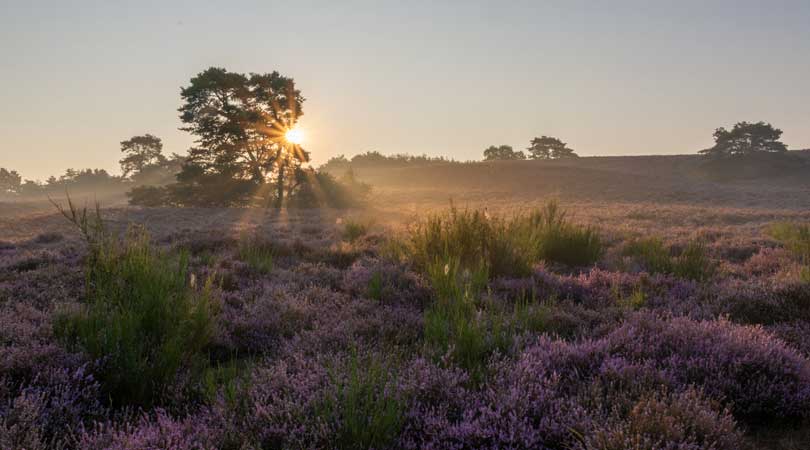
[479,122,801,162]
[0,167,125,197]
[483,136,579,161]
[0,135,184,198]
[2,88,802,204]
[320,151,454,175]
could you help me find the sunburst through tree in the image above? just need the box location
[172,67,311,207]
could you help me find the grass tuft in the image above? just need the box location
[317,353,404,450]
[522,201,603,267]
[237,236,275,274]
[407,200,602,279]
[53,197,217,407]
[623,237,714,281]
[342,219,370,244]
[768,222,810,264]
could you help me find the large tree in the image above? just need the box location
[177,67,308,207]
[120,134,166,177]
[527,136,578,159]
[483,145,526,161]
[0,168,22,195]
[700,121,788,157]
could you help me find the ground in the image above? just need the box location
[1,154,810,449]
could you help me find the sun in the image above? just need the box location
[285,127,304,145]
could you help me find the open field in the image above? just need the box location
[2,155,810,449]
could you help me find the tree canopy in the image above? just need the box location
[527,136,578,159]
[120,134,166,177]
[483,145,526,161]
[176,67,308,207]
[0,168,22,195]
[700,121,788,157]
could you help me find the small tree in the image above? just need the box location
[483,145,526,161]
[527,136,578,159]
[120,134,166,177]
[0,168,22,195]
[700,121,788,157]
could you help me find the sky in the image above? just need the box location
[1,0,809,180]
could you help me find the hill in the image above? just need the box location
[336,151,810,210]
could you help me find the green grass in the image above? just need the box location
[622,237,672,274]
[237,236,275,274]
[52,197,217,407]
[675,240,714,281]
[406,201,602,279]
[317,353,404,450]
[200,359,249,406]
[623,237,714,281]
[367,271,384,301]
[409,206,525,277]
[422,259,490,378]
[519,201,603,267]
[408,202,603,381]
[342,219,370,243]
[800,266,810,284]
[768,222,810,264]
[55,225,216,407]
[615,284,647,310]
[509,296,556,334]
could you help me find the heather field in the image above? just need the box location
[2,176,810,450]
[5,2,810,448]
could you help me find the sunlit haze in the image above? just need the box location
[2,0,809,180]
[285,127,305,146]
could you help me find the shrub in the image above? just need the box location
[77,409,223,450]
[578,389,744,450]
[342,219,369,243]
[0,366,106,449]
[288,170,371,208]
[603,314,810,421]
[126,185,169,207]
[128,174,258,207]
[342,257,432,307]
[768,221,810,264]
[53,199,216,406]
[717,279,810,326]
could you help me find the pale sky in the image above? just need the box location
[2,0,809,180]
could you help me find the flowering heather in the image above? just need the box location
[577,389,744,450]
[1,201,810,449]
[77,409,221,450]
[601,313,810,420]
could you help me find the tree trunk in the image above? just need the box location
[274,160,287,209]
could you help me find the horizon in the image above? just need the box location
[3,0,810,180]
